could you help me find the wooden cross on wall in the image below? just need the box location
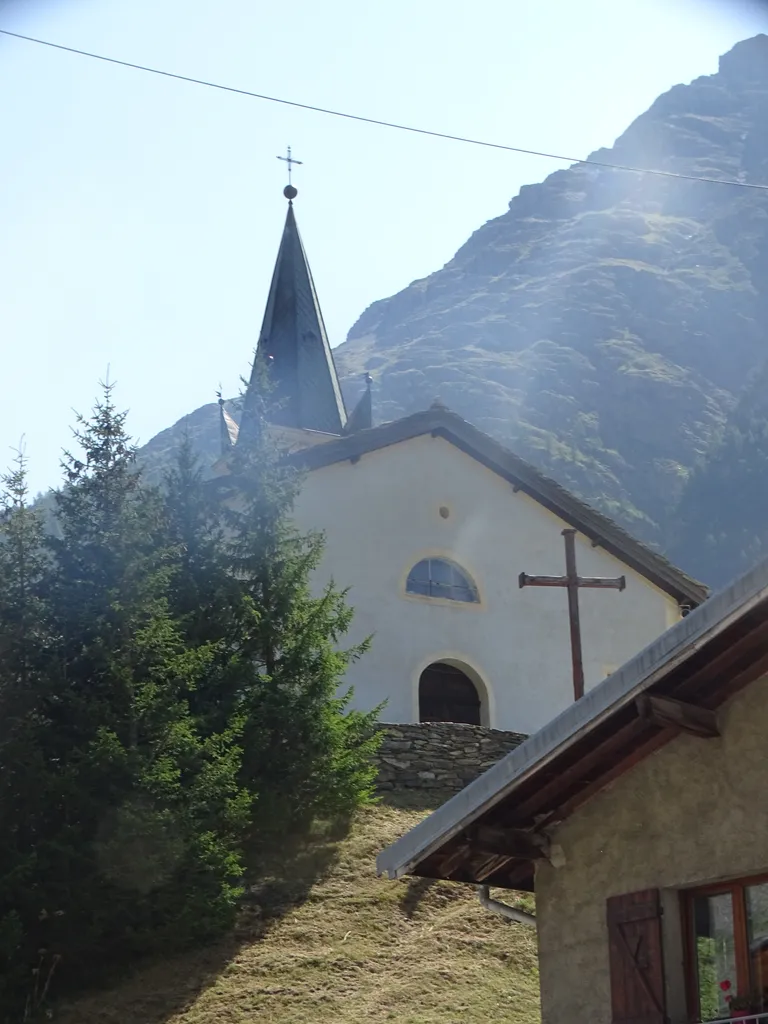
[519,528,626,702]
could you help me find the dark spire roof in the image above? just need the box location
[239,193,347,443]
[345,372,373,434]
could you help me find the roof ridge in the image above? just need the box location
[288,405,707,605]
[436,408,706,598]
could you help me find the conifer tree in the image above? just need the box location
[162,434,241,732]
[164,433,228,637]
[221,367,381,837]
[0,387,250,1013]
[0,449,56,1016]
[0,376,381,1014]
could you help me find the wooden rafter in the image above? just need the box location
[474,854,513,882]
[511,717,646,821]
[698,646,768,708]
[674,620,768,703]
[439,842,472,877]
[556,730,675,819]
[635,694,720,738]
[501,859,538,891]
[469,825,549,861]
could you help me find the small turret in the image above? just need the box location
[217,391,239,454]
[345,372,373,434]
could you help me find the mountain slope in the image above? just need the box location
[669,354,768,589]
[57,799,539,1024]
[335,35,768,547]
[134,35,768,586]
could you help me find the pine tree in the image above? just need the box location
[162,434,242,732]
[0,376,382,1014]
[0,449,57,1016]
[221,369,381,839]
[164,433,228,638]
[0,387,251,1014]
[0,448,50,688]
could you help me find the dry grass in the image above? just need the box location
[57,795,540,1024]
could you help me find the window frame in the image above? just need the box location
[681,872,768,1021]
[404,557,480,605]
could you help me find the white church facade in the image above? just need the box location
[289,410,705,735]
[216,183,707,736]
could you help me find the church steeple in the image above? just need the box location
[239,177,348,443]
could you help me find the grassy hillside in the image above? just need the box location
[57,796,539,1024]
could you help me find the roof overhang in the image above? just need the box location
[376,556,768,891]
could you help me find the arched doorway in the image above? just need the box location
[418,662,481,725]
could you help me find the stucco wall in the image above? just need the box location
[535,674,768,1024]
[375,721,526,793]
[292,433,681,735]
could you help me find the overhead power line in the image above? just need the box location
[3,26,768,193]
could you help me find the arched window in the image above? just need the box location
[406,558,479,603]
[419,663,481,725]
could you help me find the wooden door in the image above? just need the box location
[607,888,667,1024]
[418,663,481,725]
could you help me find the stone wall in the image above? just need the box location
[375,721,526,794]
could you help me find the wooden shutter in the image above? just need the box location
[607,888,667,1024]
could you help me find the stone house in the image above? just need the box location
[378,557,768,1024]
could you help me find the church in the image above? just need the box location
[215,182,707,736]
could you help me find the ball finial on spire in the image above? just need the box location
[284,184,298,200]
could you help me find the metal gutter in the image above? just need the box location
[376,557,768,881]
[477,885,536,927]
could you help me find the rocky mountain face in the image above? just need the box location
[139,36,768,589]
[335,34,768,562]
[668,357,768,589]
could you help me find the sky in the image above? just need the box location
[2,0,768,495]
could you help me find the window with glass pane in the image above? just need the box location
[692,892,738,1020]
[747,883,768,1011]
[686,877,768,1021]
[405,559,479,603]
[405,559,431,596]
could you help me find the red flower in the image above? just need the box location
[721,981,733,992]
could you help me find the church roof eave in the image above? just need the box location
[286,406,708,608]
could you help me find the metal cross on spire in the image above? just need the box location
[519,529,626,703]
[277,146,303,186]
